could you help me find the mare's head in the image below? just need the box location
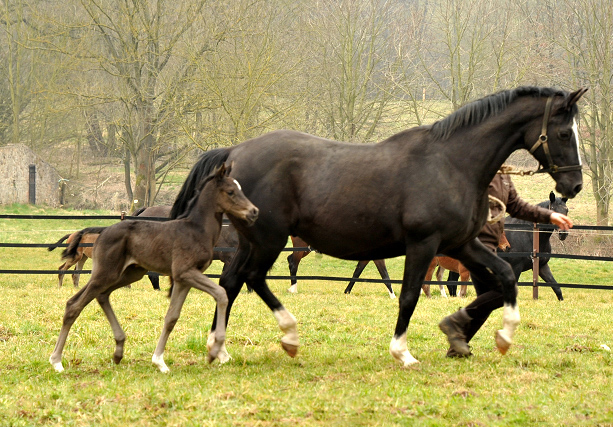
[521,87,587,199]
[210,163,259,226]
[539,191,569,241]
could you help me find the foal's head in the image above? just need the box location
[211,163,259,225]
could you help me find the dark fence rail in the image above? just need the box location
[1,214,612,295]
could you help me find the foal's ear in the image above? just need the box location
[215,163,227,180]
[225,161,233,176]
[563,87,588,110]
[549,191,556,204]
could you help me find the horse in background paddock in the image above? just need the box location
[287,236,396,298]
[170,86,585,365]
[48,232,98,288]
[437,231,511,297]
[49,164,258,373]
[499,192,569,301]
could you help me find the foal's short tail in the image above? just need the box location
[170,147,231,219]
[48,234,71,252]
[61,226,108,260]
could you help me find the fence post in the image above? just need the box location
[28,164,36,205]
[532,223,540,299]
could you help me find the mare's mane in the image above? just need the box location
[430,86,568,140]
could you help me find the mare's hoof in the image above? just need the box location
[281,342,298,358]
[495,330,511,355]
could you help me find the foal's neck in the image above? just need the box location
[186,183,223,229]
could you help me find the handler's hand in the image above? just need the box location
[550,212,573,231]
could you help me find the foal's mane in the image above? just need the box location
[430,86,568,140]
[176,173,217,220]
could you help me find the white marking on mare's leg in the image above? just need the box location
[49,356,64,373]
[389,290,396,299]
[288,283,298,294]
[152,353,169,373]
[389,333,419,366]
[273,308,299,357]
[495,303,521,355]
[207,331,231,364]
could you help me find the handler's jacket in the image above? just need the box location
[479,174,552,251]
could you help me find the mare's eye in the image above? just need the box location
[558,130,571,139]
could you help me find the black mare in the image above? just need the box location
[171,87,585,365]
[499,191,569,301]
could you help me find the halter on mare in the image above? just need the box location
[529,96,583,175]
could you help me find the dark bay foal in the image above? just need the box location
[49,164,258,373]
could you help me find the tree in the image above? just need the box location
[556,0,613,225]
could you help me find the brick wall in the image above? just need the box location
[0,144,60,206]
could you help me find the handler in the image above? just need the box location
[439,172,573,357]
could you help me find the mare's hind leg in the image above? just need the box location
[390,243,438,366]
[344,260,369,295]
[374,259,396,299]
[449,239,519,355]
[287,250,308,294]
[58,256,79,288]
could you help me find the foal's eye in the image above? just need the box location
[558,130,571,139]
[227,190,234,196]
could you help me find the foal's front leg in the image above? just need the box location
[152,282,191,373]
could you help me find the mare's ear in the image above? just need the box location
[549,191,556,204]
[563,87,588,110]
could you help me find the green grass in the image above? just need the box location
[1,202,613,426]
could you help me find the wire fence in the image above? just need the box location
[1,214,612,294]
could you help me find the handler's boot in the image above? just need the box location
[439,308,472,357]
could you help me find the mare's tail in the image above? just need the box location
[61,226,108,260]
[170,147,231,219]
[48,234,71,252]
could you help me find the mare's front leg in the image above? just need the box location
[390,244,438,366]
[451,239,520,355]
[344,260,369,294]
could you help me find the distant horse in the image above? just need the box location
[133,206,239,290]
[499,192,568,301]
[49,164,258,373]
[170,87,585,365]
[48,232,98,288]
[438,231,511,297]
[287,236,396,298]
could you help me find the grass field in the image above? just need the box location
[1,171,613,426]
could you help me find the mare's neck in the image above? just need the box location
[443,98,545,190]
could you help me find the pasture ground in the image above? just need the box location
[1,170,613,426]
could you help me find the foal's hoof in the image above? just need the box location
[281,341,298,358]
[113,354,123,365]
[495,330,512,355]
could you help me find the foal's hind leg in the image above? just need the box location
[96,267,146,365]
[49,281,102,372]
